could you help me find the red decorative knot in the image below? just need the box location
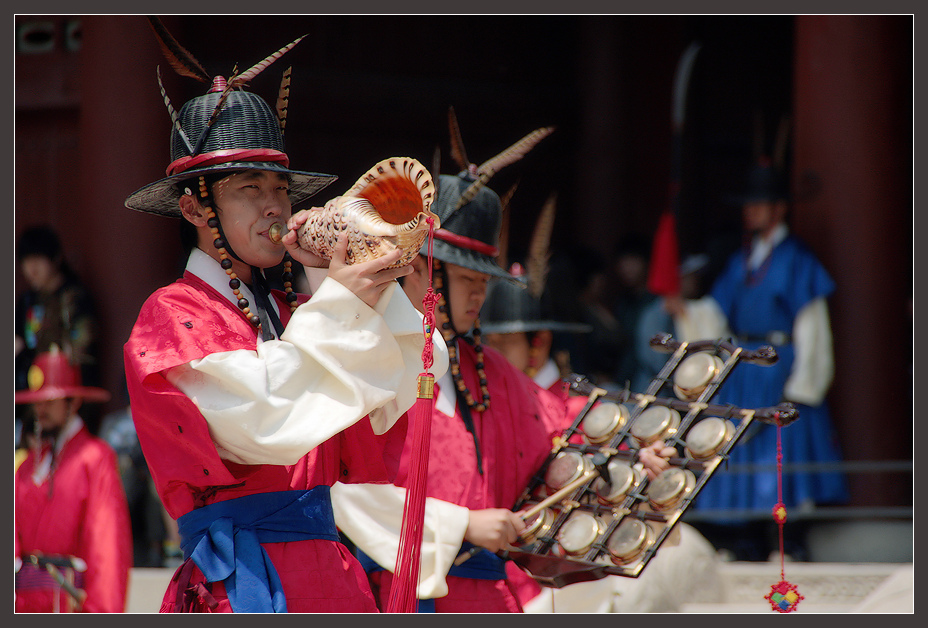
[422,288,440,313]
[420,288,440,370]
[209,76,227,93]
[765,580,803,613]
[772,502,787,525]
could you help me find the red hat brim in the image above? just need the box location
[15,385,111,405]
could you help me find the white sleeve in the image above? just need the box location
[783,297,834,406]
[675,296,731,343]
[330,482,469,600]
[165,277,449,465]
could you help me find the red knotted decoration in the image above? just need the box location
[765,411,803,613]
[386,217,438,613]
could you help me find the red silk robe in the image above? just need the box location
[124,273,409,613]
[367,342,571,612]
[14,424,133,613]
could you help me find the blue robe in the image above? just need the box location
[693,235,849,514]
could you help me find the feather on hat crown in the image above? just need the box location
[426,107,555,282]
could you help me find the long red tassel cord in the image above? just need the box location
[386,217,439,613]
[765,411,803,612]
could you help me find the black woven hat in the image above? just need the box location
[125,21,335,217]
[728,157,789,205]
[125,81,336,216]
[480,268,593,335]
[425,173,518,282]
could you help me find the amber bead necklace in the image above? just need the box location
[199,175,297,332]
[433,260,491,412]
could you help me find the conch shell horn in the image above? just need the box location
[272,157,439,267]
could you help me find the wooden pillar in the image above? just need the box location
[792,15,911,506]
[77,16,186,409]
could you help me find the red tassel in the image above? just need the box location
[386,377,435,613]
[646,211,681,297]
[765,411,802,613]
[386,218,439,613]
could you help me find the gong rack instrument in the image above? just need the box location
[500,332,799,589]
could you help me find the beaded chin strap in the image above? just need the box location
[197,175,297,333]
[433,259,491,412]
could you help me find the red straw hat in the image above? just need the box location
[14,348,110,405]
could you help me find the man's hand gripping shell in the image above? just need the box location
[282,209,414,308]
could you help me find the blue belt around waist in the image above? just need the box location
[355,542,507,613]
[177,486,338,613]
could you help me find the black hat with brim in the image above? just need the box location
[480,275,593,335]
[726,159,789,205]
[125,161,336,217]
[425,174,519,283]
[124,86,337,216]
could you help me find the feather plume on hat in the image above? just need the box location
[446,106,555,211]
[146,16,304,148]
[526,192,556,299]
[126,18,335,216]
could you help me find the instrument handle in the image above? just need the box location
[520,471,597,521]
[453,472,599,567]
[28,555,87,609]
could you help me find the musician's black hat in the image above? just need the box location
[125,79,335,217]
[480,264,593,335]
[124,22,335,217]
[425,174,517,282]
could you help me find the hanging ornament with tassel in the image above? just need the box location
[764,411,804,612]
[386,206,439,614]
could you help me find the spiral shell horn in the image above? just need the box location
[279,157,439,267]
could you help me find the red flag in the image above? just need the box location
[647,210,680,297]
[647,43,700,299]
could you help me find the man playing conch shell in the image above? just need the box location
[123,18,447,613]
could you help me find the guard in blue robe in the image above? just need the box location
[691,159,849,560]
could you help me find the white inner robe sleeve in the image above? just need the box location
[166,275,449,466]
[675,295,731,343]
[330,481,469,600]
[783,297,834,406]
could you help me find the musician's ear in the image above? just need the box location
[399,255,429,311]
[409,255,429,283]
[179,193,209,227]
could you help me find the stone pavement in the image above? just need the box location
[125,561,914,613]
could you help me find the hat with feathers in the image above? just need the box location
[124,17,336,216]
[426,107,554,283]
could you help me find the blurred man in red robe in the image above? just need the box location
[15,347,132,613]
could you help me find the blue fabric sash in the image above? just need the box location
[177,486,338,613]
[355,542,507,613]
